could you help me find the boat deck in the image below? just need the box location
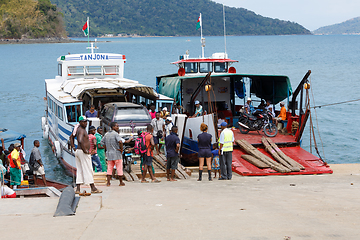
[230,129,333,176]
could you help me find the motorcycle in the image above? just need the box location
[122,145,133,173]
[238,109,278,137]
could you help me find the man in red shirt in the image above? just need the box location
[141,124,161,183]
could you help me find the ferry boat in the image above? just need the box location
[156,46,332,176]
[42,43,173,176]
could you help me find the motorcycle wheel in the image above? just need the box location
[238,119,250,134]
[263,123,278,137]
[125,162,131,173]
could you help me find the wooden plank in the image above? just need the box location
[241,155,269,169]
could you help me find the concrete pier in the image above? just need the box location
[1,164,360,240]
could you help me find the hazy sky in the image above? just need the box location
[214,0,360,31]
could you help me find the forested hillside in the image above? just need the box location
[0,0,67,39]
[50,0,311,37]
[313,17,360,35]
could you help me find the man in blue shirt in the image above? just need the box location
[85,105,98,118]
[165,126,180,181]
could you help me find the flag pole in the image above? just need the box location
[223,4,227,56]
[200,13,205,58]
[87,17,90,53]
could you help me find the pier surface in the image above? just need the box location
[1,164,360,240]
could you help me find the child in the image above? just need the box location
[211,143,220,179]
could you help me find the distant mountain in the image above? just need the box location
[0,0,67,39]
[50,0,311,37]
[313,17,360,35]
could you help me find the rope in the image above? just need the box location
[312,98,360,109]
[308,76,327,163]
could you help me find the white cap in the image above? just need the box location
[195,100,200,105]
[247,97,251,101]
[280,101,285,106]
[162,107,167,111]
[166,117,172,121]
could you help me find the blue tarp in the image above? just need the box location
[0,129,26,143]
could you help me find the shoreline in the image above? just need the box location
[0,37,83,44]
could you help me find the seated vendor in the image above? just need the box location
[191,100,203,118]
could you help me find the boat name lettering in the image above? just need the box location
[80,54,109,61]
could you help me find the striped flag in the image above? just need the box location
[196,13,201,30]
[82,19,89,36]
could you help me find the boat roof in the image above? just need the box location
[171,58,238,64]
[0,129,26,143]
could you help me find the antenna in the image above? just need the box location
[223,4,227,55]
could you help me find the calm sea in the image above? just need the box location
[0,35,359,183]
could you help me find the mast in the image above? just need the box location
[223,4,227,55]
[200,13,205,58]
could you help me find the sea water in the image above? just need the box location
[0,35,359,184]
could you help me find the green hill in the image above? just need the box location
[50,0,311,37]
[313,17,360,35]
[0,0,67,39]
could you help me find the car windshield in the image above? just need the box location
[114,107,151,122]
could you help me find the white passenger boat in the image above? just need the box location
[42,43,173,175]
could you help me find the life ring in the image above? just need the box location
[43,125,49,139]
[41,117,47,130]
[54,141,62,158]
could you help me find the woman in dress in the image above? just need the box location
[197,123,212,181]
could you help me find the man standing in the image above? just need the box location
[85,105,98,118]
[95,127,107,172]
[88,126,102,172]
[10,143,22,189]
[100,122,125,187]
[141,124,161,183]
[151,112,165,155]
[218,122,234,180]
[70,116,102,194]
[165,126,180,181]
[29,140,47,186]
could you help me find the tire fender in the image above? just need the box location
[41,117,47,130]
[54,141,62,158]
[43,125,49,139]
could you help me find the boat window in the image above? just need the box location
[199,62,213,73]
[58,64,62,76]
[214,62,227,73]
[53,101,57,116]
[86,66,102,76]
[103,65,119,75]
[68,66,84,76]
[58,105,63,121]
[48,98,51,111]
[66,105,81,122]
[114,107,151,122]
[184,62,198,73]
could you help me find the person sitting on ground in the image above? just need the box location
[1,184,16,198]
[192,100,203,118]
[274,102,287,127]
[88,126,102,172]
[165,126,180,181]
[85,105,98,118]
[160,107,170,119]
[244,97,255,115]
[29,140,47,186]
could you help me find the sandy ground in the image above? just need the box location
[1,164,360,240]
